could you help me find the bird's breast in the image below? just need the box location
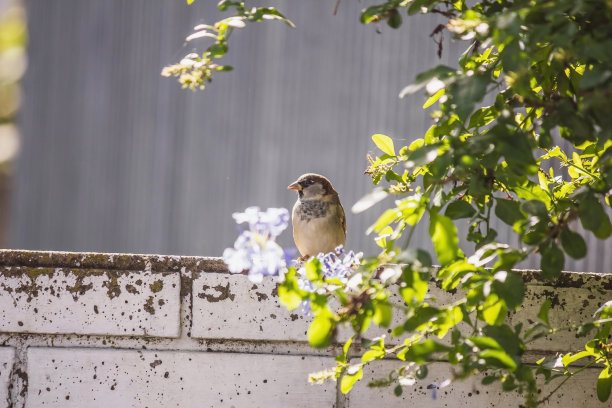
[292,200,345,257]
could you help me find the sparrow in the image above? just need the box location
[288,173,346,258]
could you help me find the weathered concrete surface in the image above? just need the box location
[192,273,310,340]
[355,269,612,354]
[0,347,14,407]
[25,347,336,408]
[516,281,609,352]
[350,360,604,408]
[0,267,181,337]
[0,250,611,408]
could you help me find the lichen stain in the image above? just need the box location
[143,296,155,315]
[125,284,140,295]
[255,292,268,301]
[180,273,192,298]
[7,267,56,302]
[149,280,164,293]
[197,283,235,302]
[538,289,567,310]
[102,276,122,299]
[66,275,94,301]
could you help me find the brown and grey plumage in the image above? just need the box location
[287,173,346,258]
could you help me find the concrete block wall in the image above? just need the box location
[0,250,610,407]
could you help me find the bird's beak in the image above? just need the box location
[287,182,301,191]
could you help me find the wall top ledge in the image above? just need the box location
[0,249,610,290]
[0,249,228,273]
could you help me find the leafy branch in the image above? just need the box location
[162,0,294,90]
[172,0,612,406]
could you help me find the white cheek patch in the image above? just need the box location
[302,183,324,199]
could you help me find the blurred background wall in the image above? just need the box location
[6,1,610,272]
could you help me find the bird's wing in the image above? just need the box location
[338,201,347,234]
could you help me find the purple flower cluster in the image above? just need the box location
[298,245,362,315]
[315,246,362,279]
[223,207,290,283]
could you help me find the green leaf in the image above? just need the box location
[481,375,498,385]
[494,198,526,226]
[540,242,565,280]
[579,193,612,239]
[435,306,463,338]
[520,200,549,219]
[502,375,517,391]
[387,9,402,29]
[308,313,334,348]
[561,350,593,367]
[577,322,596,337]
[537,299,552,327]
[360,5,383,24]
[337,336,353,364]
[361,349,385,363]
[373,300,392,327]
[429,211,462,266]
[450,74,489,121]
[399,268,429,304]
[560,228,587,259]
[437,259,475,291]
[595,219,612,240]
[404,144,440,169]
[482,293,508,326]
[341,366,363,394]
[483,324,523,356]
[408,0,433,15]
[480,349,518,371]
[372,134,396,156]
[491,271,524,309]
[415,365,428,379]
[445,200,477,220]
[305,258,322,281]
[402,306,438,332]
[208,43,228,58]
[597,366,612,402]
[397,339,451,363]
[399,65,456,97]
[423,88,444,109]
[367,208,400,235]
[513,182,551,208]
[469,336,503,350]
[468,106,497,129]
[277,268,304,310]
[594,301,612,319]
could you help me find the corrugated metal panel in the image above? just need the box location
[11,1,610,273]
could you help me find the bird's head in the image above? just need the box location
[288,173,337,200]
